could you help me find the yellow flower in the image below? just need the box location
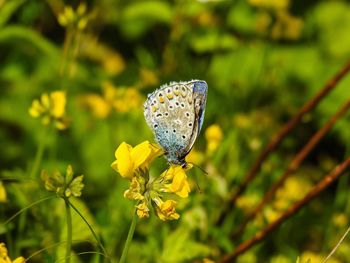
[157,165,191,198]
[154,199,180,221]
[57,3,90,30]
[136,201,150,218]
[78,94,111,118]
[0,243,25,263]
[124,176,145,201]
[0,181,7,203]
[29,91,68,130]
[138,68,159,87]
[333,213,348,228]
[111,141,163,179]
[205,124,223,153]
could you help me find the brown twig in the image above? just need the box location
[231,99,350,238]
[226,61,350,206]
[219,156,350,263]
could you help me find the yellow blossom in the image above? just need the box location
[333,213,348,228]
[29,91,68,130]
[124,176,145,201]
[103,54,126,76]
[274,176,312,210]
[154,199,180,221]
[0,181,6,203]
[111,141,163,179]
[263,206,281,223]
[136,201,150,218]
[271,10,303,40]
[58,3,90,30]
[83,81,144,115]
[50,91,66,118]
[0,243,25,263]
[205,124,223,153]
[78,94,111,118]
[138,68,159,87]
[157,165,191,198]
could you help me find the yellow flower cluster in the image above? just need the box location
[58,3,90,30]
[0,243,24,263]
[28,91,69,130]
[249,0,303,40]
[78,82,144,118]
[111,141,192,221]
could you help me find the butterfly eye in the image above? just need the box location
[173,129,176,133]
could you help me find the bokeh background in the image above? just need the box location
[1,0,350,262]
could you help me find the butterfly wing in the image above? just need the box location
[144,80,207,165]
[185,80,208,155]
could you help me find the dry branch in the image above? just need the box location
[219,156,350,263]
[217,60,350,225]
[231,99,350,238]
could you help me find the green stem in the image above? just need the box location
[119,209,138,263]
[29,128,47,178]
[68,200,109,261]
[64,198,73,263]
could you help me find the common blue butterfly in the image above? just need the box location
[144,80,208,167]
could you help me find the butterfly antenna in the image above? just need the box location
[188,162,208,194]
[189,162,208,175]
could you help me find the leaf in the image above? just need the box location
[227,2,257,34]
[119,1,173,38]
[0,25,58,58]
[0,0,26,27]
[122,1,172,23]
[160,227,213,262]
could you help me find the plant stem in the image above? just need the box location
[68,200,109,261]
[64,198,73,263]
[119,209,138,263]
[29,128,47,178]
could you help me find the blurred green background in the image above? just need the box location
[1,0,350,262]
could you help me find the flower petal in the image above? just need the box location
[50,91,66,118]
[171,167,190,198]
[130,141,152,167]
[112,142,134,178]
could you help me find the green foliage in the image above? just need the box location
[1,0,350,262]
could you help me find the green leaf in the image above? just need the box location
[160,227,212,262]
[0,25,58,57]
[227,2,257,34]
[0,0,26,27]
[122,1,172,23]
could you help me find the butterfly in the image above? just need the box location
[144,80,208,168]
